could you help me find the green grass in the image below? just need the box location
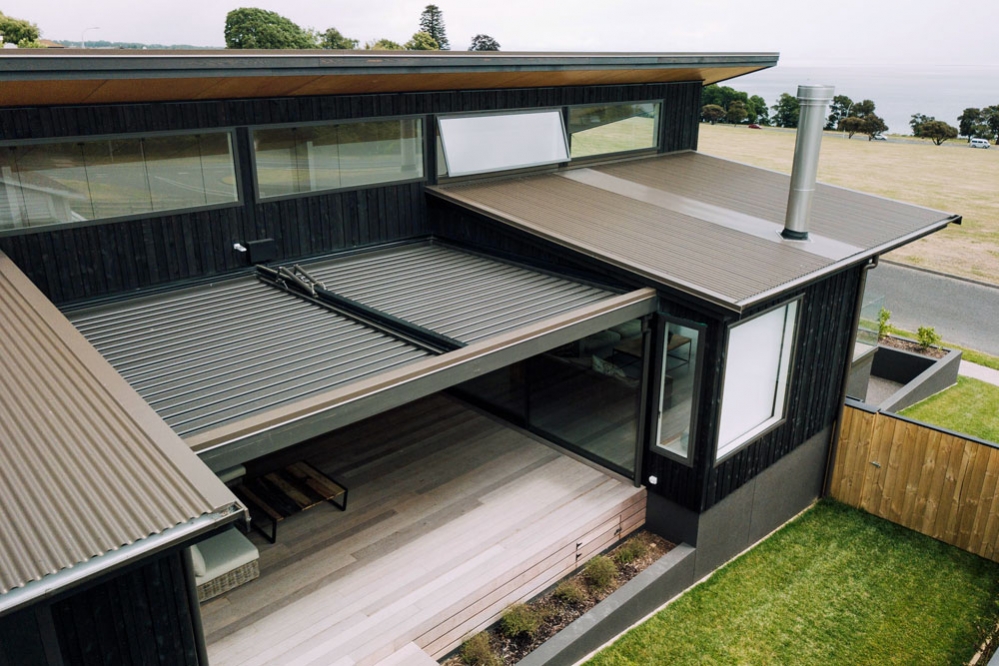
[900,377,999,443]
[587,501,999,666]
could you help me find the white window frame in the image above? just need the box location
[715,298,800,463]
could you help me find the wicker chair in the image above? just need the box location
[192,527,260,602]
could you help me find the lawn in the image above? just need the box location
[587,501,999,666]
[900,376,999,444]
[698,123,999,286]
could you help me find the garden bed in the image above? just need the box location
[870,339,961,413]
[443,531,675,666]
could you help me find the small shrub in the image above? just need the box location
[877,307,894,341]
[585,555,618,592]
[461,631,502,666]
[553,579,588,605]
[917,325,942,349]
[500,602,543,639]
[614,535,651,565]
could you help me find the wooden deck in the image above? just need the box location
[203,394,646,666]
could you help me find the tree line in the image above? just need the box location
[223,5,500,52]
[702,85,999,146]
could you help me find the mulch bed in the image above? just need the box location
[442,531,674,665]
[880,336,947,359]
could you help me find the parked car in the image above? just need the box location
[872,134,887,141]
[970,138,991,149]
[747,124,762,129]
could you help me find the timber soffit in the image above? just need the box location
[428,152,958,314]
[0,251,240,602]
[66,242,654,458]
[0,50,778,107]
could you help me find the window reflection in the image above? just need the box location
[656,321,700,461]
[568,102,661,159]
[0,132,237,232]
[253,118,423,199]
[454,319,644,477]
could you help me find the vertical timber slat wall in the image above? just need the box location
[0,550,200,666]
[0,81,702,305]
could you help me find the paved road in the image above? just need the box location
[864,262,999,356]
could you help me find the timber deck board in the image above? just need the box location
[204,394,645,666]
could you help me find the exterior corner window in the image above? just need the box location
[568,102,661,159]
[716,300,800,461]
[437,110,568,177]
[655,319,701,463]
[253,118,424,200]
[0,131,238,232]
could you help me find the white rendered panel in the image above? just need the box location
[439,111,568,177]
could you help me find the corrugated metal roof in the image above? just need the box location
[301,244,615,344]
[430,152,957,312]
[67,243,615,441]
[69,275,432,438]
[0,251,238,596]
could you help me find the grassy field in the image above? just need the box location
[586,501,999,666]
[698,124,999,285]
[900,376,999,443]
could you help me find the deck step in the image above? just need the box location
[373,642,437,666]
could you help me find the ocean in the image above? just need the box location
[731,65,999,136]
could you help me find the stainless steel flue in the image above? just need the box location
[782,84,835,240]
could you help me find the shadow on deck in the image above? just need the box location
[203,394,645,666]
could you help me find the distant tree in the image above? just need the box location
[957,108,982,139]
[915,119,959,145]
[224,8,315,49]
[826,94,853,130]
[909,113,933,136]
[837,116,864,139]
[419,5,449,50]
[982,106,999,144]
[701,104,725,125]
[852,99,876,118]
[469,34,500,51]
[860,114,888,140]
[319,27,358,50]
[404,31,439,50]
[748,94,769,125]
[726,100,748,125]
[365,38,404,50]
[771,93,800,128]
[0,11,41,47]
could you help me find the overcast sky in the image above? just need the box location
[3,0,996,66]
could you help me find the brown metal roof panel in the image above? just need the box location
[301,244,617,343]
[596,154,951,249]
[0,252,237,596]
[436,175,828,306]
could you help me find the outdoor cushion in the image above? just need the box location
[189,544,207,577]
[194,527,259,585]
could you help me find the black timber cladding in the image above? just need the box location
[66,242,617,439]
[0,81,702,305]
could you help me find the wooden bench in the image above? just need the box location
[233,462,347,544]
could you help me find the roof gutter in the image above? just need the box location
[0,509,240,619]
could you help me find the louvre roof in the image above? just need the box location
[67,242,654,469]
[0,50,777,107]
[0,251,240,606]
[430,152,959,312]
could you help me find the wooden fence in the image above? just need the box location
[829,404,999,562]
